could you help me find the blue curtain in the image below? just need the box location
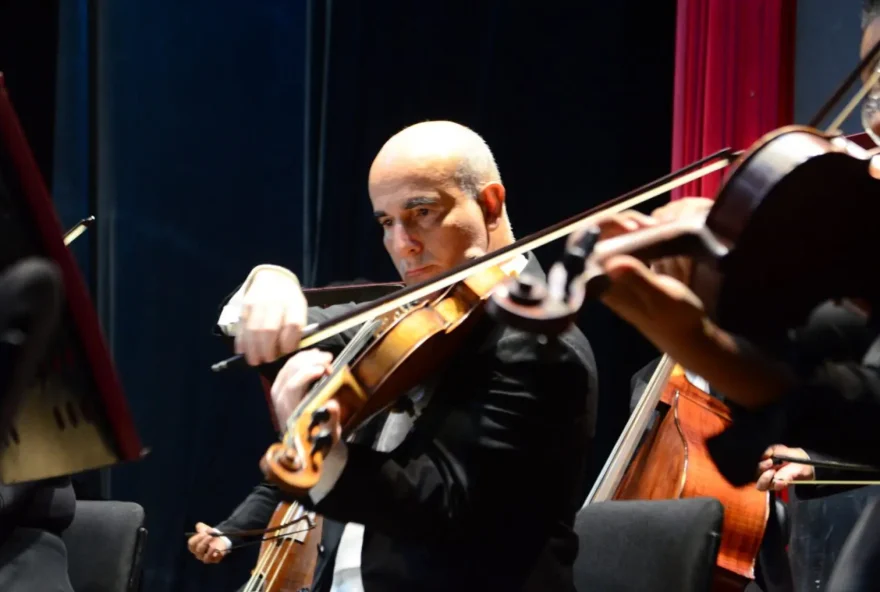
[57,1,311,589]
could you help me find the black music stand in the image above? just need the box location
[0,72,144,484]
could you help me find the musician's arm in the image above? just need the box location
[299,330,594,545]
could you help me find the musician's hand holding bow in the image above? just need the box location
[235,266,308,365]
[755,445,814,491]
[187,522,230,564]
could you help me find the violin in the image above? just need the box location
[210,148,736,496]
[490,37,880,344]
[490,124,880,345]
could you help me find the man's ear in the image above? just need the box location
[478,182,506,230]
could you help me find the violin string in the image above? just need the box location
[825,66,880,134]
[283,317,382,443]
[289,154,735,353]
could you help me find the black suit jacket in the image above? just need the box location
[218,254,598,592]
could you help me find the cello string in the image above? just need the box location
[265,504,309,592]
[583,354,676,506]
[258,503,303,588]
[243,502,303,592]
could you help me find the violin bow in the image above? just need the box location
[811,36,880,134]
[771,454,880,486]
[212,147,739,372]
[757,40,880,487]
[63,215,95,246]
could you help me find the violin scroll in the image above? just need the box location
[261,367,368,496]
[486,227,600,335]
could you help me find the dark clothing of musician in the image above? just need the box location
[0,478,76,592]
[706,301,880,488]
[217,253,599,592]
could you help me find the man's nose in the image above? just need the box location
[391,223,422,256]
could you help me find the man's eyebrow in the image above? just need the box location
[373,196,440,218]
[403,196,440,209]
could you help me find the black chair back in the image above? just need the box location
[574,497,724,592]
[62,500,147,592]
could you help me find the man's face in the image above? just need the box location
[370,164,493,285]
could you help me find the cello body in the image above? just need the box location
[247,502,323,592]
[613,365,769,590]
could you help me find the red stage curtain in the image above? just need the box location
[671,0,797,200]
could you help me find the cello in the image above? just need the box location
[242,501,323,592]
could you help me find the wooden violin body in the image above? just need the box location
[613,365,768,590]
[589,125,880,342]
[261,265,508,495]
[245,502,323,592]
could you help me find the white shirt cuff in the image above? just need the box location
[216,264,299,337]
[211,528,233,550]
[308,440,349,504]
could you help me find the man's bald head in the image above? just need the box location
[369,120,502,200]
[368,121,514,284]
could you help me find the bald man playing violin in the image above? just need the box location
[218,120,598,592]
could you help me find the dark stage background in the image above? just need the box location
[2,1,676,590]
